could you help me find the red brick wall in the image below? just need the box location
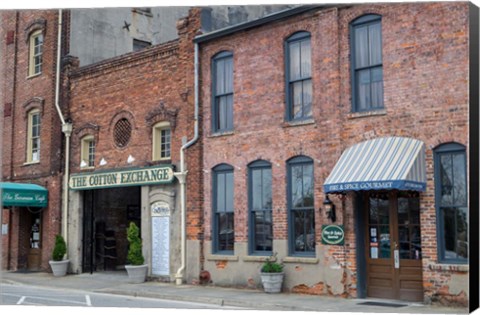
[200,2,469,305]
[1,10,65,271]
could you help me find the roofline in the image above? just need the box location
[194,5,327,44]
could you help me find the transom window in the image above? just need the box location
[27,109,41,163]
[153,122,171,161]
[287,156,315,255]
[29,30,43,76]
[286,31,312,121]
[434,143,468,263]
[351,15,384,112]
[212,164,234,254]
[248,160,273,254]
[212,51,233,133]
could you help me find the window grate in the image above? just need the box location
[114,118,132,147]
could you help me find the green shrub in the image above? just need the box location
[261,253,283,273]
[127,222,145,265]
[52,234,67,261]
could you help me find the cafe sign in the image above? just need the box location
[69,165,174,190]
[321,224,345,245]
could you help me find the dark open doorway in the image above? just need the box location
[82,186,141,273]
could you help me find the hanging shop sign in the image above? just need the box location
[321,224,345,245]
[69,165,174,190]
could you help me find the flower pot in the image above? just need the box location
[125,264,148,283]
[260,272,284,293]
[49,259,70,277]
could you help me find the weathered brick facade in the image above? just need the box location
[198,2,470,306]
[1,10,65,271]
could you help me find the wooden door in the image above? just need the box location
[365,191,423,301]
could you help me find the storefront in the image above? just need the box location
[324,137,427,301]
[66,165,181,279]
[1,182,48,271]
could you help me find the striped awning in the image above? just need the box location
[324,137,426,193]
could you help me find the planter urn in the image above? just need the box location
[49,260,70,277]
[125,264,148,283]
[260,272,284,293]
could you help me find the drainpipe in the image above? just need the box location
[174,42,200,285]
[54,9,73,256]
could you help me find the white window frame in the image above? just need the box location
[26,109,41,163]
[29,30,43,77]
[152,121,171,161]
[80,135,95,169]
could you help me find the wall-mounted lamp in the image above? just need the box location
[80,160,87,168]
[323,195,336,222]
[99,158,107,166]
[127,155,135,164]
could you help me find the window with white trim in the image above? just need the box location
[153,122,171,161]
[29,30,43,76]
[27,109,41,163]
[80,135,95,168]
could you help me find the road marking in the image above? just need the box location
[17,296,26,305]
[86,295,92,306]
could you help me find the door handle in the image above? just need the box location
[394,242,400,269]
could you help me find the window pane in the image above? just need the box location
[371,67,383,108]
[289,41,301,81]
[302,79,312,117]
[224,57,233,94]
[217,96,227,130]
[300,39,311,78]
[226,94,233,130]
[293,209,315,252]
[354,25,369,68]
[356,69,370,110]
[292,81,303,119]
[225,171,234,213]
[369,22,382,65]
[216,173,225,212]
[291,165,303,208]
[398,226,410,259]
[456,207,468,259]
[218,213,234,251]
[262,168,272,210]
[410,225,422,260]
[302,163,314,207]
[452,153,467,205]
[215,59,225,94]
[442,207,456,259]
[440,155,454,206]
[252,169,262,211]
[254,210,272,252]
[379,225,390,258]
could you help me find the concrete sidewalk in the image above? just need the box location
[0,270,468,314]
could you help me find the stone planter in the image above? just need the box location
[125,264,148,283]
[260,272,284,293]
[49,260,70,277]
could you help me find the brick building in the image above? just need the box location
[196,2,476,306]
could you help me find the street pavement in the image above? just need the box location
[0,270,470,314]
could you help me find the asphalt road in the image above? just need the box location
[0,283,244,310]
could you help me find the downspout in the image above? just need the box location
[54,9,73,257]
[174,42,200,285]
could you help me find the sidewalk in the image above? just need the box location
[0,270,468,314]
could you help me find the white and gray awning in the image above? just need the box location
[324,137,427,193]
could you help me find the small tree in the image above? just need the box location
[127,222,145,265]
[52,234,67,261]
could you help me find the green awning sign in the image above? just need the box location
[0,182,48,208]
[321,224,345,245]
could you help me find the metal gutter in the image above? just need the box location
[194,5,324,44]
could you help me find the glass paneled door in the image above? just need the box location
[365,191,423,301]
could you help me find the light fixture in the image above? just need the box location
[127,155,135,164]
[99,158,107,166]
[80,160,87,168]
[323,195,336,222]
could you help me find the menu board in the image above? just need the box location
[151,202,170,276]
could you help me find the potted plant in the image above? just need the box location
[260,253,284,293]
[49,234,69,276]
[125,222,148,283]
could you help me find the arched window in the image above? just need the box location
[29,30,44,76]
[152,121,171,161]
[212,164,234,254]
[80,135,95,168]
[248,160,273,254]
[287,156,315,255]
[285,32,312,121]
[350,14,383,112]
[26,109,41,163]
[211,51,234,133]
[434,142,468,263]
